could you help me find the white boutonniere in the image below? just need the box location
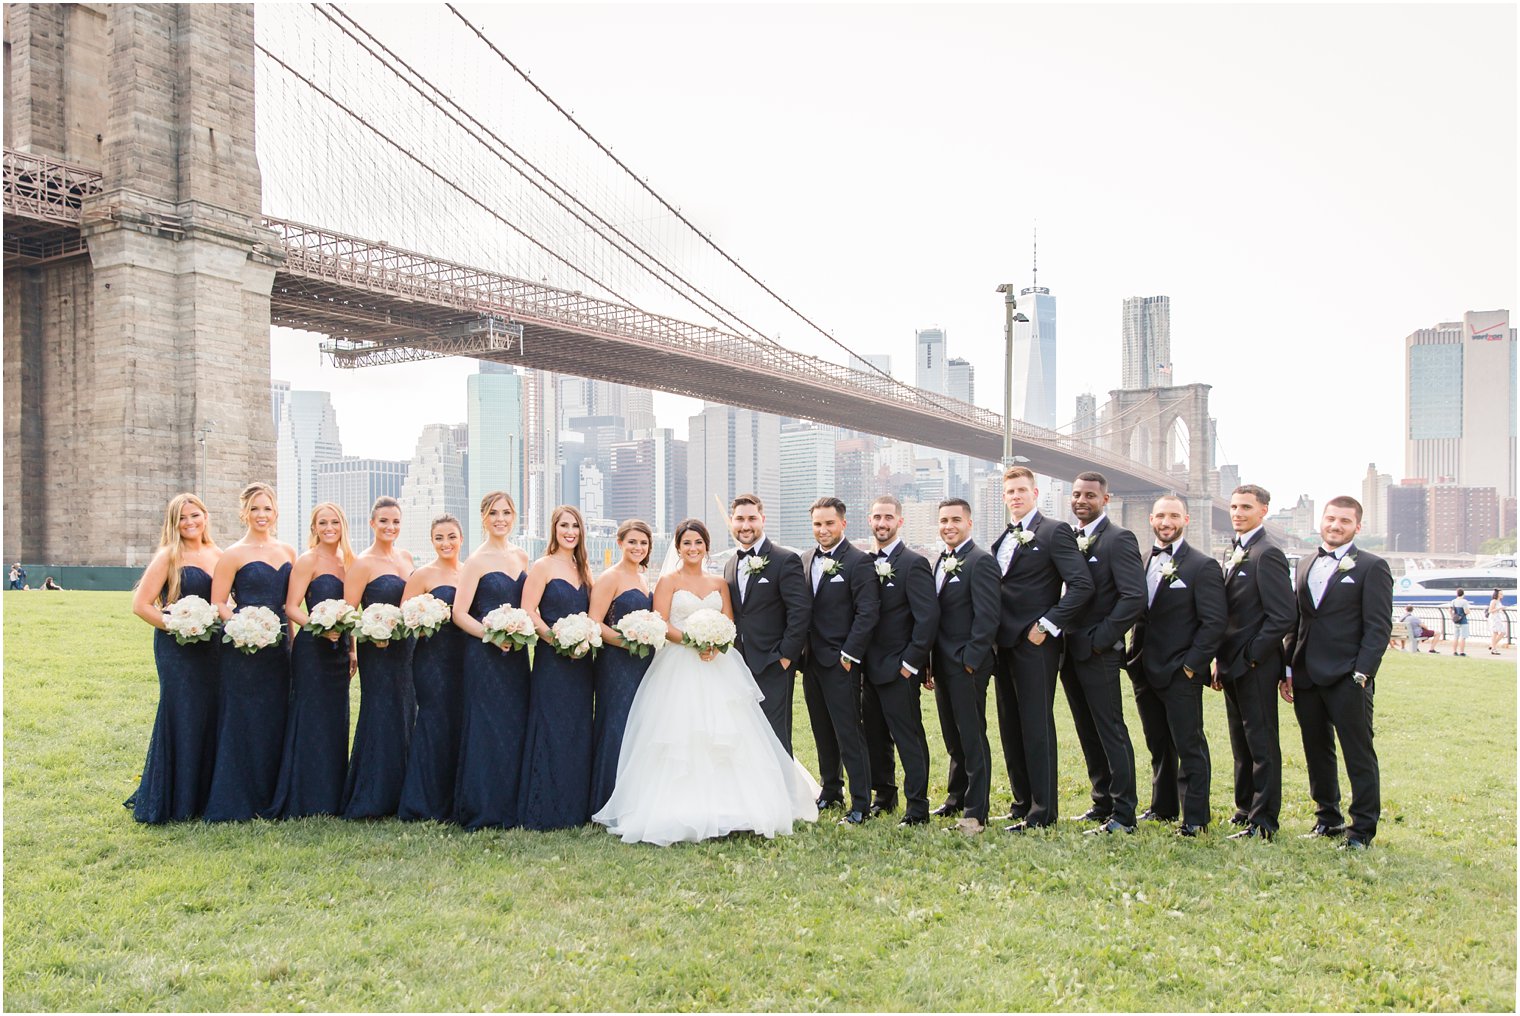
[1337,554,1356,573]
[740,554,769,577]
[1013,528,1035,546]
[1076,534,1097,554]
[1160,560,1180,584]
[942,555,963,576]
[874,558,895,583]
[820,557,842,577]
[1227,546,1248,569]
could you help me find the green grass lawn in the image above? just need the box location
[4,591,1515,1011]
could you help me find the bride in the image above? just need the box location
[592,518,819,845]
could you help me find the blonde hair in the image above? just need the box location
[238,482,278,535]
[152,493,217,606]
[308,502,356,566]
[547,504,592,588]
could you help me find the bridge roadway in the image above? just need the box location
[3,146,1229,524]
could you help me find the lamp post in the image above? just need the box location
[995,284,1030,467]
[197,420,215,494]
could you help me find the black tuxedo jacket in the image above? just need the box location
[931,541,1001,676]
[987,510,1094,646]
[801,540,881,669]
[723,536,811,674]
[863,543,939,684]
[1127,539,1227,689]
[1218,530,1298,682]
[1284,545,1393,687]
[1064,516,1145,663]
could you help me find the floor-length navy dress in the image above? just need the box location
[589,586,654,815]
[126,565,221,823]
[398,584,463,822]
[454,571,530,830]
[203,560,291,823]
[266,572,351,818]
[341,574,415,819]
[518,577,595,830]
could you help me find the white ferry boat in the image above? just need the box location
[1392,557,1516,607]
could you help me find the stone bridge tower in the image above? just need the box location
[3,3,280,568]
[1100,382,1218,547]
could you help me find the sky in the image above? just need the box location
[267,3,1518,518]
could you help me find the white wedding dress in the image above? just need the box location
[592,589,819,845]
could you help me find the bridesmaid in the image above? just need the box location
[397,514,465,822]
[267,502,357,819]
[340,495,416,819]
[126,493,222,822]
[203,482,297,822]
[518,504,596,830]
[452,492,533,830]
[587,519,655,815]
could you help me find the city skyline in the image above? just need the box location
[267,4,1516,526]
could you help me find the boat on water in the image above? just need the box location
[1391,557,1517,607]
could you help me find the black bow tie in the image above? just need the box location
[738,548,754,558]
[1317,547,1339,559]
[1152,545,1172,556]
[818,548,837,560]
[1232,538,1243,550]
[875,549,889,560]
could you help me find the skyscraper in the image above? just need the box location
[275,390,342,540]
[1361,463,1393,539]
[524,369,560,540]
[606,428,688,537]
[398,423,469,555]
[1013,287,1057,429]
[687,403,781,544]
[270,379,291,434]
[914,328,947,394]
[467,363,525,549]
[1405,309,1516,498]
[1074,393,1098,444]
[316,457,409,537]
[1121,296,1172,389]
[850,352,893,377]
[779,423,839,548]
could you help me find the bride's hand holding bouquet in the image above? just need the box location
[680,608,736,663]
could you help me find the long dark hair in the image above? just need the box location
[547,504,592,588]
[673,517,710,553]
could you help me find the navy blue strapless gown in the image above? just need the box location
[266,573,351,818]
[342,574,415,819]
[398,584,464,822]
[127,565,221,823]
[203,560,291,823]
[589,587,655,815]
[518,577,595,830]
[454,571,530,830]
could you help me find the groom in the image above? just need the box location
[724,493,811,754]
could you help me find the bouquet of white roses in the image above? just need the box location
[481,605,537,652]
[302,598,361,638]
[681,607,736,655]
[400,592,453,639]
[354,602,405,646]
[614,608,667,659]
[163,594,221,646]
[222,605,284,655]
[550,611,602,659]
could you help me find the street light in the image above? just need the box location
[197,420,216,494]
[995,284,1030,468]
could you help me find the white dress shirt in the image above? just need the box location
[1307,543,1351,608]
[874,538,916,675]
[1146,539,1181,606]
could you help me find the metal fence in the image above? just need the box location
[1393,605,1513,647]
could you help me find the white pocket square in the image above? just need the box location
[948,576,961,583]
[757,576,770,584]
[1172,580,1188,589]
[829,574,844,583]
[1088,556,1099,563]
[885,581,896,588]
[1340,575,1355,584]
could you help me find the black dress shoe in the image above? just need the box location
[816,795,845,811]
[1074,807,1112,823]
[929,803,962,817]
[1176,823,1205,838]
[1338,836,1370,851]
[1299,822,1346,839]
[1138,809,1177,823]
[869,801,897,818]
[1085,818,1136,835]
[838,809,867,825]
[1002,820,1029,833]
[897,814,929,827]
[1227,825,1274,842]
[1228,812,1250,826]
